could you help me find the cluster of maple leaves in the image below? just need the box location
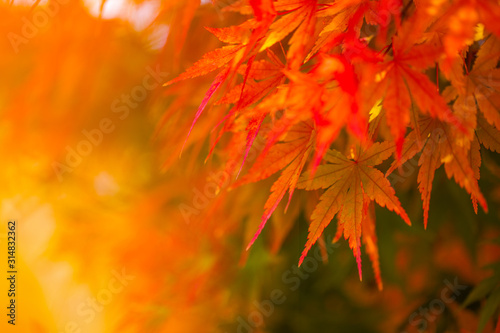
[166,0,500,289]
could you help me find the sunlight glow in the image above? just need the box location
[147,23,169,50]
[10,0,49,6]
[94,171,119,196]
[83,0,161,31]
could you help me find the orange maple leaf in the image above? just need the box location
[387,117,488,228]
[362,17,463,157]
[297,141,411,285]
[237,121,315,250]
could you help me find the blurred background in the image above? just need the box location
[0,1,500,332]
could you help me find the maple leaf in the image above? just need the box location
[477,115,500,154]
[236,121,315,250]
[422,0,500,72]
[284,53,368,171]
[306,0,388,62]
[259,0,316,52]
[216,52,285,110]
[206,53,286,163]
[467,35,500,130]
[250,0,276,23]
[361,198,383,290]
[159,0,500,295]
[233,0,276,74]
[437,35,500,149]
[296,141,411,284]
[163,43,246,153]
[165,1,280,156]
[305,0,358,62]
[387,117,488,228]
[362,31,463,158]
[204,19,256,45]
[285,0,318,70]
[165,45,244,86]
[439,35,499,135]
